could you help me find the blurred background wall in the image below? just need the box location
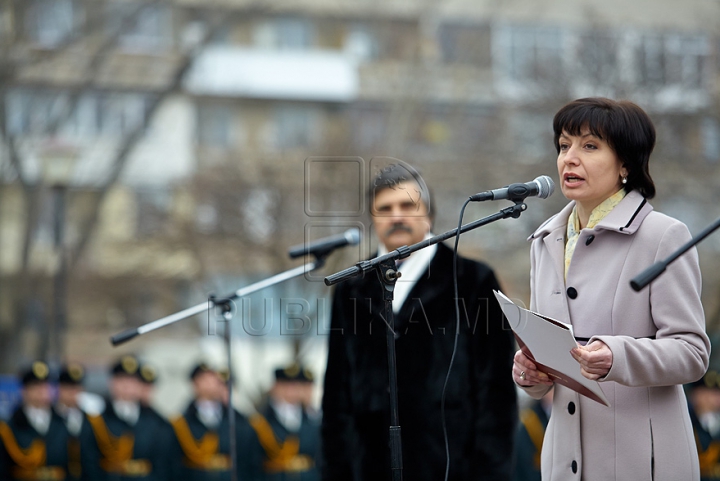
[1,0,719,416]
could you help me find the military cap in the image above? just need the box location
[274,363,314,383]
[111,355,141,378]
[189,362,216,380]
[139,362,157,384]
[59,362,85,385]
[218,368,230,383]
[20,361,52,386]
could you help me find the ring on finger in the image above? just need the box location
[520,371,526,381]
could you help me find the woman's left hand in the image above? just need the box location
[571,340,613,380]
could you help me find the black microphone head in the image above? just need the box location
[534,175,555,199]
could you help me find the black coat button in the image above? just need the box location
[568,402,575,414]
[567,287,578,299]
[571,460,577,473]
[585,235,595,246]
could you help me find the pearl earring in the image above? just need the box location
[622,176,627,184]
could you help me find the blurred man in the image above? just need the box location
[55,363,86,481]
[80,355,170,480]
[0,361,70,480]
[687,370,720,480]
[169,362,252,480]
[322,164,517,481]
[248,363,320,481]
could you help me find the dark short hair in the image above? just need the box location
[553,97,656,199]
[369,163,435,221]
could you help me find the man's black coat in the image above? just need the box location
[321,242,517,481]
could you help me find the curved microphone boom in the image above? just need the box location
[288,228,361,259]
[470,175,555,202]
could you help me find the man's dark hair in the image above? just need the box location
[553,97,656,199]
[368,163,435,221]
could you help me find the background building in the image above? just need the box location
[1,0,719,415]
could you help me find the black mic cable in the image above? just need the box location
[441,197,472,481]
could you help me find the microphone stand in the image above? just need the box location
[631,215,720,291]
[325,201,528,481]
[111,255,328,481]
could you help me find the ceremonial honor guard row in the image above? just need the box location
[0,356,321,481]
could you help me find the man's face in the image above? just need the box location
[22,383,52,409]
[372,181,431,251]
[270,381,304,405]
[57,384,82,408]
[193,371,224,401]
[109,375,142,402]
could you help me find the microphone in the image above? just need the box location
[470,175,555,202]
[288,228,361,259]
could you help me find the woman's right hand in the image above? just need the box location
[513,349,554,387]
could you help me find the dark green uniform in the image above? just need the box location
[511,400,550,481]
[247,404,320,481]
[56,363,87,481]
[80,402,170,481]
[0,406,71,481]
[169,402,254,481]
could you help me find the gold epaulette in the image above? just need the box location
[0,421,47,469]
[520,408,546,470]
[695,430,720,478]
[11,465,66,480]
[171,415,230,471]
[249,413,314,474]
[87,414,150,476]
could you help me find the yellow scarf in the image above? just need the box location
[565,189,626,280]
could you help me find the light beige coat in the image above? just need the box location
[521,190,710,481]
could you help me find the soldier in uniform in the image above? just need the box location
[80,355,170,481]
[247,364,320,481]
[55,363,86,481]
[687,370,720,481]
[0,361,70,480]
[511,392,553,481]
[169,362,252,480]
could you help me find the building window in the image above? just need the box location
[24,0,80,48]
[274,105,320,149]
[196,104,234,148]
[438,22,491,66]
[635,33,710,89]
[6,88,66,135]
[493,24,567,99]
[99,93,149,137]
[253,18,315,50]
[6,89,150,138]
[135,188,171,237]
[496,25,564,83]
[575,32,619,85]
[344,24,379,61]
[106,1,173,53]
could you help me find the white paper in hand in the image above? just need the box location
[494,290,610,407]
